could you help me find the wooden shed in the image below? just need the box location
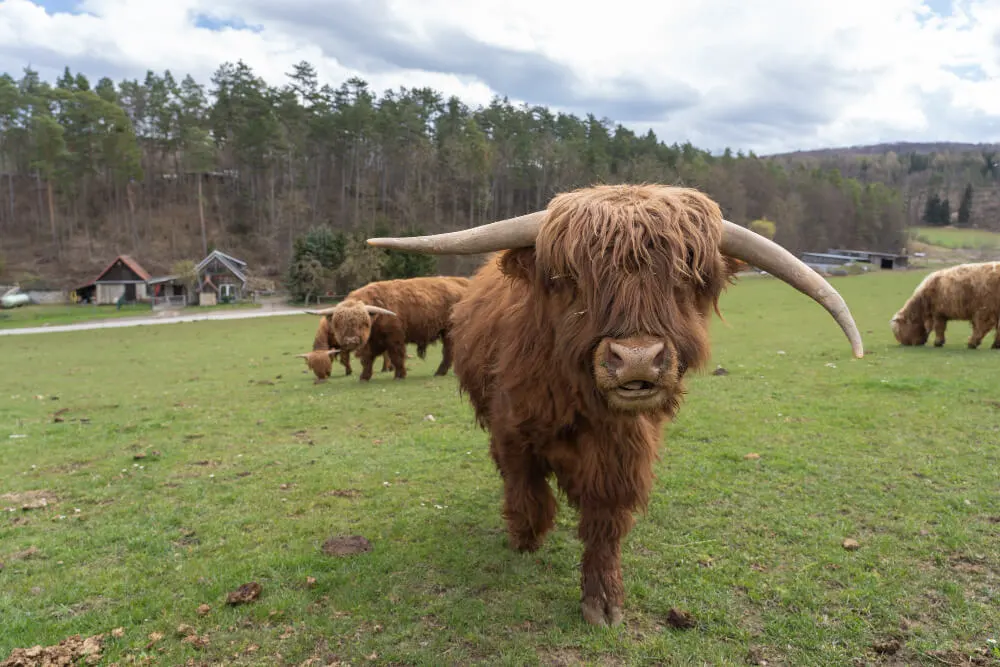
[75,255,152,305]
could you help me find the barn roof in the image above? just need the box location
[93,255,152,283]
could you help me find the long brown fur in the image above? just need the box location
[890,261,1000,349]
[326,276,470,380]
[449,184,744,626]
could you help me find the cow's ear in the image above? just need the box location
[499,247,537,282]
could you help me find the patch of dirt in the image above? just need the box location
[921,649,992,666]
[226,582,262,606]
[537,647,623,666]
[1,633,103,666]
[324,489,361,498]
[1,490,58,512]
[666,607,696,629]
[871,638,902,655]
[6,546,42,562]
[322,535,372,557]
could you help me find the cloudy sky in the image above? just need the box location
[1,0,999,155]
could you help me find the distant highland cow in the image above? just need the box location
[368,183,863,627]
[890,261,1000,349]
[304,276,470,380]
[296,315,396,382]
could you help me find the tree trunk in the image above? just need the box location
[47,179,59,257]
[198,175,208,255]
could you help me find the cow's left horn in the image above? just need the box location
[305,307,338,316]
[365,305,397,317]
[720,220,864,359]
[367,211,545,255]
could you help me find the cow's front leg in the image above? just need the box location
[932,315,948,347]
[339,349,353,376]
[434,333,454,376]
[358,350,376,381]
[577,504,633,626]
[386,345,407,379]
[491,437,557,553]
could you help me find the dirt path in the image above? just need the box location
[0,306,305,337]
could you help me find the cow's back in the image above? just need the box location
[351,276,469,346]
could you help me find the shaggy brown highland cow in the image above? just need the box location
[890,261,1000,349]
[304,276,470,380]
[368,183,864,626]
[296,316,394,381]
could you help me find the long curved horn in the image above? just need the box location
[305,307,338,316]
[719,220,864,359]
[366,211,545,255]
[325,349,341,357]
[294,353,310,358]
[365,305,397,317]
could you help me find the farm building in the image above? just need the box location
[74,255,152,305]
[827,249,909,270]
[196,250,249,306]
[147,274,197,308]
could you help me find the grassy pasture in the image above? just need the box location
[1,269,998,666]
[909,226,1000,252]
[0,302,260,330]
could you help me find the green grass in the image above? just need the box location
[1,269,998,666]
[910,225,1000,251]
[0,302,261,330]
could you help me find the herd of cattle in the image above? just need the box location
[290,183,999,627]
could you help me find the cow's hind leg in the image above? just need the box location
[933,315,948,347]
[992,318,1000,349]
[968,311,993,349]
[492,436,556,553]
[381,352,392,372]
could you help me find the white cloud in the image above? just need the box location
[2,0,1000,154]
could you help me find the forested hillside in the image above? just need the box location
[769,143,1000,233]
[0,59,974,291]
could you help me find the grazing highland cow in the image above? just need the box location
[296,315,394,381]
[890,261,1000,349]
[368,184,863,626]
[304,276,470,380]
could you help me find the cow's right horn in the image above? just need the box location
[367,211,545,255]
[720,220,864,359]
[305,307,338,316]
[364,305,397,317]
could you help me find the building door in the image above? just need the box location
[125,283,137,302]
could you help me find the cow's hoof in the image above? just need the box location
[581,598,623,627]
[934,340,945,347]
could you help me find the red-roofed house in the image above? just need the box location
[74,255,152,305]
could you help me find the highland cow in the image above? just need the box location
[304,276,470,380]
[296,315,395,382]
[368,184,864,626]
[890,261,1000,349]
